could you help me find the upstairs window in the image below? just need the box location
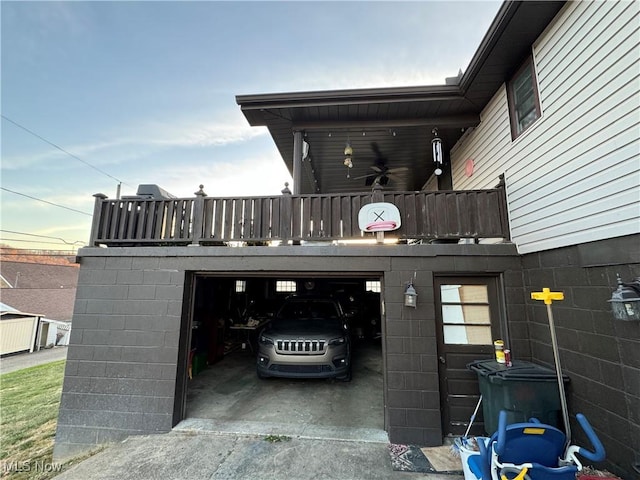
[507,56,541,139]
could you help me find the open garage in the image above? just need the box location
[181,274,385,437]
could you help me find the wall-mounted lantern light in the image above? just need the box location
[404,283,418,308]
[608,274,640,321]
[432,128,443,176]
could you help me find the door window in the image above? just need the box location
[440,284,492,345]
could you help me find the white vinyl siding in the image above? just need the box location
[451,0,640,254]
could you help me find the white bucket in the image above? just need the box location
[456,437,488,480]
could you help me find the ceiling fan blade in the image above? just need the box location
[387,166,409,174]
[352,172,377,180]
[387,173,403,183]
[370,165,384,173]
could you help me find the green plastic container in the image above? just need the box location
[467,359,570,435]
[192,353,208,376]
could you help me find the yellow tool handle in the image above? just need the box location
[531,288,564,305]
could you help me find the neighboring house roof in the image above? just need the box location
[0,288,76,322]
[0,261,79,289]
[0,302,40,318]
[236,1,565,194]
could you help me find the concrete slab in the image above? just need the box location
[54,430,464,480]
[185,342,384,432]
[175,418,390,444]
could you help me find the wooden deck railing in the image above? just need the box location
[89,183,510,247]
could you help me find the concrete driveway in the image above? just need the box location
[0,346,67,374]
[1,346,465,479]
[54,428,463,480]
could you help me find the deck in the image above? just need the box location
[89,183,510,247]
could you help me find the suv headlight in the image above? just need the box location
[328,337,346,346]
[259,334,274,345]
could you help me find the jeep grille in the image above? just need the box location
[275,339,326,355]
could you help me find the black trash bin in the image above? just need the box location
[468,359,570,435]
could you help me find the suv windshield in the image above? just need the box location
[273,299,342,330]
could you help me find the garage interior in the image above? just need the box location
[181,274,386,440]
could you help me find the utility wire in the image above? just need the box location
[0,229,86,246]
[0,187,92,216]
[1,114,134,188]
[0,238,82,247]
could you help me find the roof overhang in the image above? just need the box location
[236,0,565,194]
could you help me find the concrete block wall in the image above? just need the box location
[384,250,525,446]
[522,234,640,479]
[54,256,185,461]
[54,244,523,460]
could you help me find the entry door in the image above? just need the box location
[435,276,502,436]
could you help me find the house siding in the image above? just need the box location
[54,244,523,461]
[522,234,640,479]
[451,0,640,255]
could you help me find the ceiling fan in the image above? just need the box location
[353,142,408,186]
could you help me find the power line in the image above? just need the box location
[0,229,86,246]
[0,187,92,216]
[1,114,134,188]
[0,238,82,247]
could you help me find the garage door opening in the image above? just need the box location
[178,274,385,438]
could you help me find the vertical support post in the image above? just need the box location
[191,185,207,246]
[280,182,292,243]
[89,193,108,246]
[496,174,510,241]
[371,182,385,244]
[292,130,304,195]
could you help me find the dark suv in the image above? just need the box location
[256,295,351,381]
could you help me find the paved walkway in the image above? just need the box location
[0,346,67,374]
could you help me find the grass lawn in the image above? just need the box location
[0,360,70,479]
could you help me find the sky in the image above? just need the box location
[1,0,502,252]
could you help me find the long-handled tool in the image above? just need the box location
[464,394,483,439]
[531,288,570,448]
[451,394,483,458]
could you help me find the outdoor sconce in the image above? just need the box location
[608,274,640,321]
[404,283,418,308]
[432,128,443,176]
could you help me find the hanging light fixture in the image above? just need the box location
[432,128,443,176]
[343,139,353,177]
[404,282,418,308]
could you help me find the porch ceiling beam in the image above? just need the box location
[292,114,481,131]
